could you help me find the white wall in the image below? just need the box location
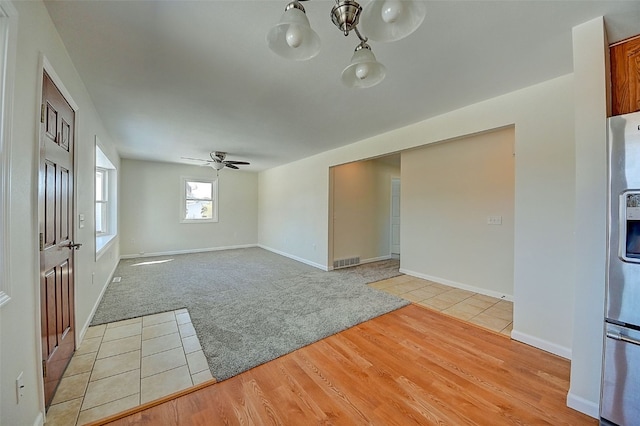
[332,159,400,263]
[259,158,330,269]
[401,127,515,299]
[119,159,258,257]
[0,1,120,425]
[567,17,609,417]
[259,73,576,359]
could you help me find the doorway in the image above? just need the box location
[330,154,400,268]
[39,71,77,408]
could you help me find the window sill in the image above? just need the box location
[180,218,218,224]
[96,234,116,259]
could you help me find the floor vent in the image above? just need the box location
[333,257,361,269]
[112,276,122,283]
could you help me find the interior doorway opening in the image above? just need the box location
[329,154,401,269]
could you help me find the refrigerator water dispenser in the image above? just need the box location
[622,192,640,262]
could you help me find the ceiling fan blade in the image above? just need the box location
[225,164,239,170]
[224,161,250,165]
[181,156,214,163]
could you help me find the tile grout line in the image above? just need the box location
[47,309,212,426]
[372,275,513,335]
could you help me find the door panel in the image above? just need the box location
[60,167,70,241]
[41,268,56,357]
[43,161,56,249]
[45,101,57,140]
[40,72,75,408]
[60,118,70,151]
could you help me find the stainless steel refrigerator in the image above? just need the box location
[601,111,640,425]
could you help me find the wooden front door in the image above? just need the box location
[39,72,76,408]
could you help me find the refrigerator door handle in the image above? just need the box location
[607,330,640,346]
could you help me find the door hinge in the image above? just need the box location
[39,233,44,251]
[42,360,47,378]
[40,104,45,124]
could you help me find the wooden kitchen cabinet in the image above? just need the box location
[611,35,640,116]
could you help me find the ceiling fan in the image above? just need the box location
[181,152,250,171]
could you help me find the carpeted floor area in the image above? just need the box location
[91,247,407,380]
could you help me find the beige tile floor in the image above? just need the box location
[45,309,213,426]
[370,275,513,336]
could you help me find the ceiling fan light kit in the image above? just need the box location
[267,0,426,89]
[181,152,250,175]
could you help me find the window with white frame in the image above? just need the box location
[95,167,108,234]
[182,178,218,223]
[0,1,17,308]
[95,142,117,256]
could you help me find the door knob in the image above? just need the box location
[65,241,82,250]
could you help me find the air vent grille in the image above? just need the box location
[333,256,360,269]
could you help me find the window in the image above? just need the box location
[0,0,17,308]
[95,168,108,234]
[182,178,218,223]
[95,141,117,256]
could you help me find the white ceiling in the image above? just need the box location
[44,0,640,171]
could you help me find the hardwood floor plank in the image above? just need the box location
[345,317,535,425]
[242,378,284,426]
[379,310,578,425]
[97,304,596,426]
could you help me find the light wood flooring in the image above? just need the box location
[92,304,595,426]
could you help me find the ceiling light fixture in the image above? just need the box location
[267,0,426,89]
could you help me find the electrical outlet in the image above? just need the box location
[487,215,503,225]
[16,372,24,403]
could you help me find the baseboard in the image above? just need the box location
[119,244,258,259]
[360,255,392,264]
[258,245,327,271]
[33,412,44,426]
[399,268,513,302]
[566,389,599,418]
[511,330,572,360]
[78,260,120,343]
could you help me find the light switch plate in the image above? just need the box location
[487,215,502,225]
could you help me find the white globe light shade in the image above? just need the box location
[360,0,426,42]
[267,7,321,60]
[341,47,386,88]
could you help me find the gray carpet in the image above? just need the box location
[91,247,407,380]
